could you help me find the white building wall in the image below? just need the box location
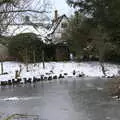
[52,17,68,43]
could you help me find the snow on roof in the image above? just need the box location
[2,24,50,44]
[3,25,48,37]
[1,14,68,44]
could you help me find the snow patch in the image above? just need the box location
[0,61,120,82]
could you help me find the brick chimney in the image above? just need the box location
[54,10,58,22]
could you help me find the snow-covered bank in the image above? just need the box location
[0,61,120,82]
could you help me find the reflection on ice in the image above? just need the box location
[3,97,19,101]
[1,96,41,101]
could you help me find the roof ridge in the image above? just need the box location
[48,14,68,35]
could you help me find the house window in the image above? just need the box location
[61,22,67,28]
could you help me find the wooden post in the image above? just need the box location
[33,50,36,66]
[15,70,19,79]
[0,56,4,74]
[1,60,3,74]
[42,50,45,69]
[25,48,29,72]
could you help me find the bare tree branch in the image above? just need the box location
[0,0,51,35]
[0,9,48,14]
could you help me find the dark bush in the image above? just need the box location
[8,33,44,62]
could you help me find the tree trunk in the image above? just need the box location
[25,48,29,72]
[99,44,107,77]
[33,50,36,66]
[1,61,3,74]
[42,50,45,69]
[99,61,106,77]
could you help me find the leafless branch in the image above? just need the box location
[0,0,51,35]
[0,9,48,14]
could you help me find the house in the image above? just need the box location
[0,19,49,61]
[1,11,70,61]
[47,10,70,61]
[47,10,69,44]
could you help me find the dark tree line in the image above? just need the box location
[65,0,120,63]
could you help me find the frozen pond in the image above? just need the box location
[0,77,120,120]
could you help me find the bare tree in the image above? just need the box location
[0,0,51,74]
[0,0,51,34]
[18,48,29,72]
[92,25,109,77]
[42,50,45,69]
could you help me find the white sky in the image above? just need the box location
[50,0,74,17]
